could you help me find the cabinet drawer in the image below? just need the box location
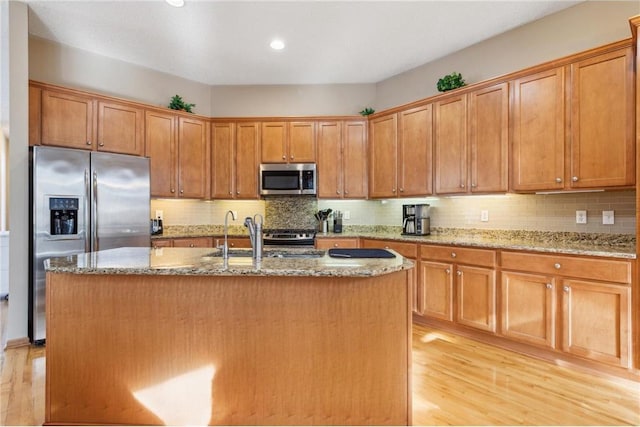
[214,237,251,249]
[420,245,496,268]
[315,238,359,249]
[361,239,417,258]
[151,239,173,248]
[172,237,213,248]
[501,251,631,284]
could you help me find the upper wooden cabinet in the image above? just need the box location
[97,100,144,156]
[211,122,260,199]
[145,110,210,199]
[317,120,367,199]
[40,88,95,150]
[512,46,634,192]
[261,121,316,163]
[33,84,144,156]
[369,105,432,198]
[434,83,508,195]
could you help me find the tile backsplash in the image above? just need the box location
[152,190,636,235]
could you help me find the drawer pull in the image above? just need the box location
[546,283,552,289]
[563,286,570,292]
[334,243,339,247]
[456,271,462,276]
[451,252,457,258]
[189,243,195,248]
[554,263,561,269]
[572,176,579,182]
[445,269,450,274]
[555,177,562,183]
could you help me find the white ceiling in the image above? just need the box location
[26,0,583,86]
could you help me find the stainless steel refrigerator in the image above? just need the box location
[29,146,150,343]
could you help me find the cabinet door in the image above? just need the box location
[469,83,508,193]
[97,100,144,156]
[570,48,635,188]
[398,105,432,196]
[289,121,316,162]
[501,271,556,349]
[235,122,260,199]
[211,122,235,199]
[261,122,287,163]
[317,122,342,198]
[145,111,177,198]
[434,95,467,194]
[178,117,209,199]
[29,85,41,146]
[41,89,95,150]
[456,265,496,332]
[561,279,631,368]
[342,120,368,199]
[368,114,398,198]
[172,237,213,248]
[419,260,453,321]
[511,68,565,191]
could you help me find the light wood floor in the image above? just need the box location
[1,299,639,426]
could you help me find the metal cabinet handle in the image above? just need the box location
[471,183,477,188]
[229,191,233,195]
[546,283,553,289]
[99,142,105,147]
[445,269,450,274]
[171,188,176,193]
[230,243,235,247]
[460,184,465,188]
[399,188,404,192]
[392,188,396,193]
[457,271,462,276]
[344,190,348,195]
[555,177,562,183]
[336,190,340,195]
[236,191,240,195]
[189,243,195,248]
[282,155,286,160]
[86,140,92,146]
[563,286,570,292]
[334,243,339,247]
[451,252,457,258]
[290,155,294,160]
[554,263,561,269]
[572,176,579,182]
[180,189,184,194]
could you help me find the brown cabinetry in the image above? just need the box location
[317,120,367,199]
[511,47,634,192]
[33,84,144,155]
[145,111,210,199]
[361,239,420,313]
[369,105,433,198]
[213,237,252,249]
[419,245,497,332]
[315,237,359,249]
[172,237,213,248]
[261,121,316,163]
[501,251,632,368]
[211,122,260,199]
[434,83,508,195]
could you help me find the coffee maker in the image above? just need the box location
[402,204,430,235]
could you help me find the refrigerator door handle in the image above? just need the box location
[84,169,91,253]
[92,171,98,252]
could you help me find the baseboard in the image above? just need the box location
[4,336,30,349]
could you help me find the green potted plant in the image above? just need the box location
[436,72,466,92]
[168,94,196,113]
[359,107,375,116]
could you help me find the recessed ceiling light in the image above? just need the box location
[166,0,184,7]
[270,39,285,50]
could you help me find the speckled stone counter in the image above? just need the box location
[316,227,636,259]
[45,246,413,277]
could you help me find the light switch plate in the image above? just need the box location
[155,210,163,220]
[602,210,615,225]
[343,211,351,220]
[575,210,587,224]
[480,210,489,222]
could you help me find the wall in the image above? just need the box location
[153,190,636,235]
[28,36,214,116]
[6,0,29,344]
[375,1,640,110]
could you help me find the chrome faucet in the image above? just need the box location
[244,214,264,261]
[221,210,237,260]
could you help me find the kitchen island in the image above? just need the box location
[44,247,414,426]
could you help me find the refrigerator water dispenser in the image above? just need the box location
[49,197,79,235]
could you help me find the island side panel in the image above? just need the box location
[45,271,412,426]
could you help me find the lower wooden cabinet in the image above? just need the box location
[315,237,359,249]
[500,251,632,368]
[360,239,419,314]
[418,245,497,332]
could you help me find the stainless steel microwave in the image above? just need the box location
[260,163,317,196]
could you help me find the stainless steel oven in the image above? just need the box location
[263,229,316,247]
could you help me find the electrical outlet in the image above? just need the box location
[602,210,615,225]
[575,210,587,224]
[343,211,351,220]
[480,210,489,222]
[155,210,163,220]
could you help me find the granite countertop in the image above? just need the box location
[155,225,636,259]
[45,246,414,277]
